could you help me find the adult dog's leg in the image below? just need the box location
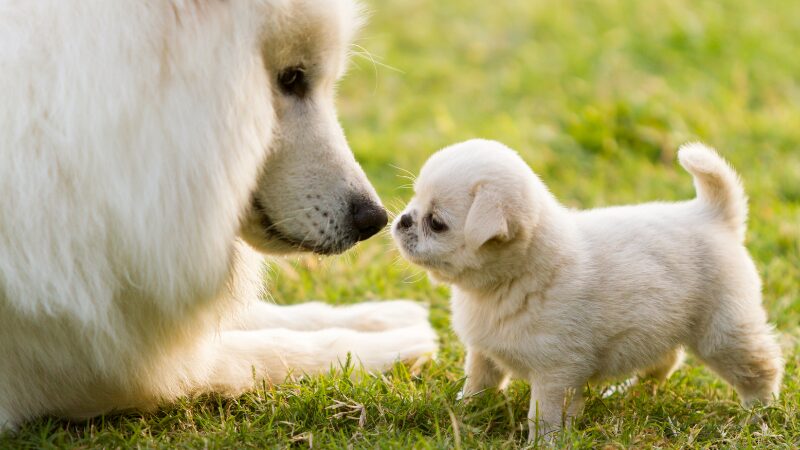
[224,244,431,332]
[203,325,438,394]
[229,299,431,332]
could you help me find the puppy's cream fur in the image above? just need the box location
[0,0,436,431]
[393,139,783,440]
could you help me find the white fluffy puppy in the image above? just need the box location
[393,139,783,439]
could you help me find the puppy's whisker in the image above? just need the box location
[386,198,406,215]
[402,269,427,284]
[391,260,406,269]
[390,255,409,269]
[389,165,417,186]
[395,175,416,183]
[389,163,416,178]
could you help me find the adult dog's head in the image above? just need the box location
[240,0,387,255]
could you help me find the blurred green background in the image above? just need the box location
[4,0,798,447]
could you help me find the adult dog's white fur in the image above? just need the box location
[0,0,437,431]
[393,139,783,440]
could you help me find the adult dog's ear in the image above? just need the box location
[464,185,509,249]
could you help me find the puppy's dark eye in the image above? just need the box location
[428,214,448,233]
[277,66,308,98]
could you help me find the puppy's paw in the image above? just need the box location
[455,388,488,404]
[342,300,431,331]
[456,386,484,402]
[528,422,561,445]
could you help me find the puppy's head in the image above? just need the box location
[392,140,542,287]
[241,0,388,255]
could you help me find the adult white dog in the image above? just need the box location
[0,0,436,431]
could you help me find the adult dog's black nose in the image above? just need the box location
[351,197,388,241]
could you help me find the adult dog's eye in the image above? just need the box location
[428,214,448,233]
[277,66,308,98]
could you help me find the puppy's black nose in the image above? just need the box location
[398,213,413,229]
[350,197,388,241]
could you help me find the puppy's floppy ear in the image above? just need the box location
[464,185,509,249]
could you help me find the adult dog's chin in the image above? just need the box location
[240,203,356,256]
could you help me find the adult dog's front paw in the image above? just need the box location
[341,300,432,331]
[355,323,438,372]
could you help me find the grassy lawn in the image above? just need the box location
[3,0,799,448]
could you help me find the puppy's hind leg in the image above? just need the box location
[602,348,683,399]
[692,302,783,406]
[640,347,685,382]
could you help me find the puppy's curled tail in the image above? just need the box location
[678,142,747,240]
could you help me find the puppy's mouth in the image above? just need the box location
[252,198,352,255]
[394,237,452,271]
[409,254,452,270]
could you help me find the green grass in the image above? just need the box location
[4,0,800,448]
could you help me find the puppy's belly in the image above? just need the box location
[591,330,681,380]
[470,321,682,383]
[475,331,575,380]
[454,292,687,383]
[486,348,534,379]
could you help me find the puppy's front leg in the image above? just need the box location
[459,348,510,399]
[203,325,437,395]
[0,411,13,434]
[527,374,585,442]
